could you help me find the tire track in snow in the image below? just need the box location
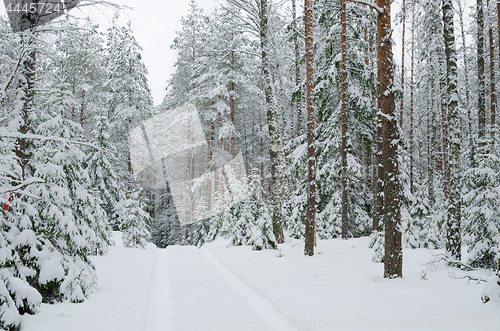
[144,248,176,331]
[201,247,298,331]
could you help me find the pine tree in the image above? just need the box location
[377,0,403,278]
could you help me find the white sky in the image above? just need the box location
[1,0,475,106]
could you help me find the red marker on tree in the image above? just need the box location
[3,191,12,211]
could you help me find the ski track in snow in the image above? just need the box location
[200,247,298,331]
[166,245,291,331]
[145,249,176,331]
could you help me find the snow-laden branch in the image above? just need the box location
[0,178,45,195]
[347,0,384,14]
[0,130,99,149]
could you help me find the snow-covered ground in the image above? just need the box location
[21,233,499,331]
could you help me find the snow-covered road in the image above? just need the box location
[22,234,297,331]
[21,233,500,331]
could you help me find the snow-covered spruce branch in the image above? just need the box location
[0,178,45,195]
[347,0,384,14]
[0,130,99,149]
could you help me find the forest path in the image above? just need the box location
[147,246,296,331]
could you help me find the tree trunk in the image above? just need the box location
[17,44,36,181]
[400,0,406,128]
[377,0,402,278]
[439,78,448,199]
[488,0,496,143]
[442,0,462,261]
[230,46,236,157]
[304,0,316,256]
[341,0,349,239]
[477,0,486,147]
[292,0,302,137]
[260,0,284,244]
[457,0,474,166]
[372,8,382,234]
[409,1,415,194]
[427,93,434,206]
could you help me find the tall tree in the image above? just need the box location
[291,0,303,137]
[259,0,285,243]
[377,0,402,278]
[487,0,496,143]
[400,0,406,128]
[409,0,415,194]
[304,0,316,255]
[477,0,486,146]
[442,0,462,260]
[456,0,473,165]
[341,0,349,239]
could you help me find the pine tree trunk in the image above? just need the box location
[477,0,487,147]
[377,0,402,278]
[488,0,496,143]
[443,0,462,261]
[341,0,349,239]
[260,0,284,244]
[304,0,316,256]
[400,0,406,128]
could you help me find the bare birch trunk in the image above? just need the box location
[443,0,462,260]
[409,1,415,194]
[457,0,474,165]
[260,0,285,244]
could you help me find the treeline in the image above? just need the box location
[0,12,151,330]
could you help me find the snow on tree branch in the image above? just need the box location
[347,0,383,14]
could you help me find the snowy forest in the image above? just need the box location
[1,0,500,330]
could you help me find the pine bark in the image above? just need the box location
[377,0,402,278]
[400,0,406,128]
[260,0,285,244]
[341,0,349,239]
[488,0,496,143]
[477,0,487,146]
[304,0,316,256]
[442,0,462,261]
